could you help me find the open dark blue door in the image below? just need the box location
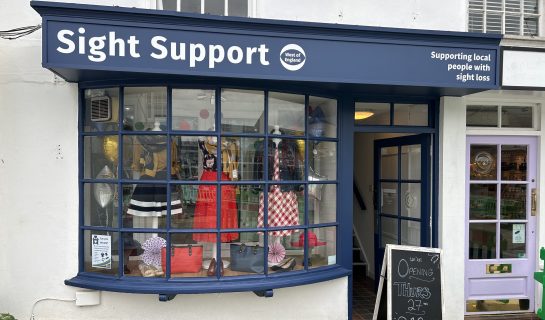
[374,134,431,288]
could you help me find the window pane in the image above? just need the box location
[401,144,421,180]
[381,146,398,179]
[501,145,527,181]
[162,0,177,11]
[220,137,264,181]
[228,0,248,17]
[172,89,216,131]
[309,184,336,224]
[394,104,428,126]
[469,0,484,10]
[237,185,264,228]
[381,183,398,215]
[224,232,264,276]
[501,184,526,219]
[486,13,503,34]
[308,227,337,269]
[467,105,498,127]
[268,138,305,181]
[309,140,336,180]
[269,230,304,273]
[268,92,305,136]
[400,219,420,246]
[524,0,539,14]
[501,106,533,128]
[486,0,502,11]
[84,88,119,132]
[470,145,497,180]
[309,96,337,138]
[381,217,398,247]
[84,136,118,180]
[123,87,167,131]
[84,230,119,276]
[401,183,421,219]
[524,16,539,36]
[84,183,118,227]
[204,0,225,15]
[500,223,526,258]
[469,223,496,259]
[221,89,264,134]
[124,233,168,277]
[169,233,215,277]
[470,184,497,220]
[355,102,390,125]
[505,0,521,13]
[505,15,521,35]
[122,183,181,226]
[220,185,241,230]
[123,135,169,180]
[260,184,305,228]
[469,10,484,33]
[180,0,201,13]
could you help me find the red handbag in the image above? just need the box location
[161,245,203,274]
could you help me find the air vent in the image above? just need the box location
[91,96,111,122]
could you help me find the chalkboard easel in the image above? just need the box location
[372,244,444,320]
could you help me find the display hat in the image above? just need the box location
[291,231,326,248]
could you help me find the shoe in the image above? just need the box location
[207,258,217,277]
[271,257,296,272]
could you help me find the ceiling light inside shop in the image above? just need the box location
[354,111,374,120]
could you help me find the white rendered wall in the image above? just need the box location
[257,0,467,32]
[0,1,349,319]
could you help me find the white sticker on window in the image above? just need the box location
[92,234,112,269]
[513,224,525,244]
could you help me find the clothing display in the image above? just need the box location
[257,144,300,235]
[127,135,182,217]
[192,140,238,242]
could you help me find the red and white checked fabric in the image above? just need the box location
[257,144,299,236]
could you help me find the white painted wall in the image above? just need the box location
[257,0,467,31]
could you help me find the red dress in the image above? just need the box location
[193,141,238,242]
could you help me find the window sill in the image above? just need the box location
[65,266,351,296]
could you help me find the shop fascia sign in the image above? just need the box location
[56,27,306,71]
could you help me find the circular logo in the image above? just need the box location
[474,151,494,174]
[280,44,306,71]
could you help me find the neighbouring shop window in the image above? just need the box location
[466,105,534,128]
[468,0,540,36]
[81,87,338,280]
[159,0,250,17]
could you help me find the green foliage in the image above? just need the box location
[0,314,16,320]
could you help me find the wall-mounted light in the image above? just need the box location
[354,111,374,120]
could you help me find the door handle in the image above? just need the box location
[532,188,537,216]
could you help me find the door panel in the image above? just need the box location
[465,136,537,314]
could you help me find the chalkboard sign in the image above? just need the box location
[373,245,443,320]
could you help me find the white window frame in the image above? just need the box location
[468,0,542,36]
[156,0,256,17]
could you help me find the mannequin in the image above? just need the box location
[193,134,238,271]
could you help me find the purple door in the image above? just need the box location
[465,136,537,314]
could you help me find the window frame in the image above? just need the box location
[468,0,541,36]
[465,103,539,130]
[71,81,350,295]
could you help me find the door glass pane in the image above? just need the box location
[268,92,305,136]
[381,146,398,179]
[381,217,398,247]
[469,223,496,259]
[308,96,337,138]
[470,145,497,180]
[401,219,420,246]
[502,106,533,128]
[401,183,421,219]
[501,145,527,181]
[221,89,265,134]
[172,89,216,131]
[500,223,527,258]
[469,184,497,220]
[467,299,530,312]
[466,105,498,127]
[354,102,390,125]
[381,183,398,215]
[501,184,526,220]
[401,144,421,180]
[393,104,428,126]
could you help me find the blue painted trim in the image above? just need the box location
[78,87,84,274]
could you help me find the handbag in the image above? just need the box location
[161,244,203,274]
[230,243,264,273]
